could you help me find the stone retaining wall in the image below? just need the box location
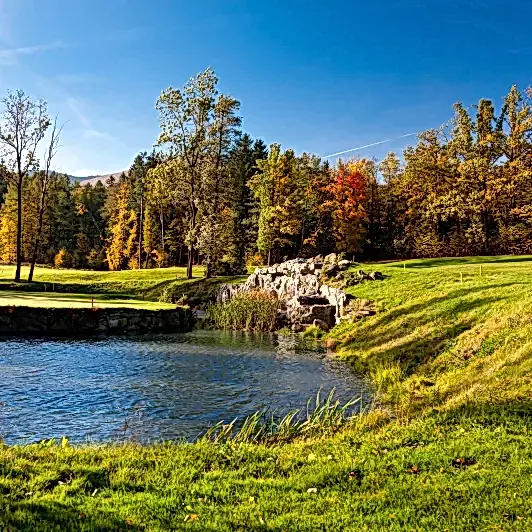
[0,306,195,336]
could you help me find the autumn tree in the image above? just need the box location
[0,90,50,280]
[324,158,369,255]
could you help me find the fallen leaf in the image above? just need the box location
[184,514,199,522]
[408,465,420,474]
[307,487,318,493]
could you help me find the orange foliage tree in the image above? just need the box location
[323,158,369,254]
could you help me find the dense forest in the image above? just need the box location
[1,69,531,280]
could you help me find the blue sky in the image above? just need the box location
[0,0,530,176]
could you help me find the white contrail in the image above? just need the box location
[324,132,418,158]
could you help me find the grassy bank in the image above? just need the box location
[2,256,532,530]
[0,265,246,309]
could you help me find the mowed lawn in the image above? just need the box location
[0,265,208,309]
[2,255,532,530]
[0,290,175,309]
[0,265,204,293]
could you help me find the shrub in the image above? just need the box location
[54,248,73,268]
[86,248,106,270]
[302,324,326,339]
[206,290,279,331]
[246,253,264,268]
[214,258,247,276]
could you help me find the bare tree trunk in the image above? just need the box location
[159,207,165,268]
[15,179,22,282]
[187,246,194,279]
[28,185,46,282]
[28,118,62,282]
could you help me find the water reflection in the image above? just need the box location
[0,330,371,444]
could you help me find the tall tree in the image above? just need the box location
[28,118,63,282]
[199,93,241,277]
[249,143,300,265]
[0,90,50,281]
[155,68,219,279]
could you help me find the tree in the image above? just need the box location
[324,158,368,255]
[155,68,219,279]
[227,135,268,264]
[128,151,160,269]
[106,179,137,271]
[249,144,301,265]
[199,93,242,277]
[28,118,63,282]
[0,90,50,281]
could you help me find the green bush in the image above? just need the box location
[206,290,279,331]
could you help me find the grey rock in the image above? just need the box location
[215,254,378,329]
[313,319,330,332]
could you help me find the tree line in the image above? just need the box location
[1,70,531,281]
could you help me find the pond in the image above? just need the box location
[0,330,371,444]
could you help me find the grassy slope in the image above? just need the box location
[0,265,246,309]
[2,256,532,531]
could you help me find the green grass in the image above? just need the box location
[0,265,246,309]
[0,290,174,310]
[2,255,532,530]
[0,265,204,295]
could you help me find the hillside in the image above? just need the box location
[1,256,532,531]
[69,171,126,187]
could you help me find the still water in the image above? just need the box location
[0,330,370,444]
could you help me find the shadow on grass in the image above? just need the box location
[387,256,532,269]
[141,275,247,305]
[1,500,143,531]
[339,283,525,377]
[428,401,532,427]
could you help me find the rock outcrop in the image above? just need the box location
[216,254,382,331]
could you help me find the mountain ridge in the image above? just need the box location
[68,171,127,186]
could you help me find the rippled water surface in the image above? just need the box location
[0,330,370,444]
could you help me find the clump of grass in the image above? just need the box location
[302,324,326,339]
[200,389,361,444]
[206,290,279,331]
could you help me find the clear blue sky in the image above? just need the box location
[0,0,530,176]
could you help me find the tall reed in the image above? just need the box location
[200,389,362,445]
[206,290,279,331]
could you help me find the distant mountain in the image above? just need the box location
[68,171,127,187]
